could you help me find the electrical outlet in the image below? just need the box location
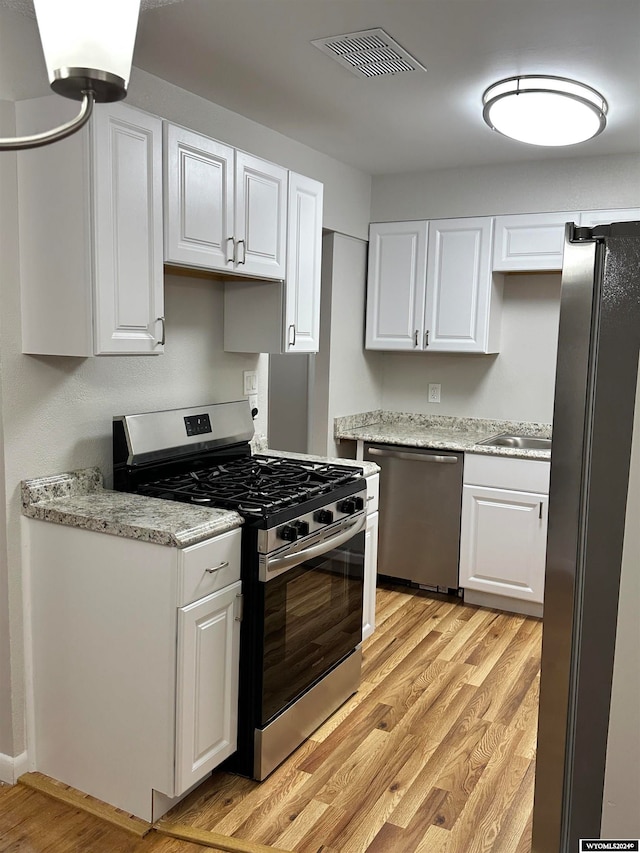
[428,383,441,403]
[248,394,258,412]
[243,370,258,395]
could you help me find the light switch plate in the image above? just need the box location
[243,370,258,395]
[428,383,441,403]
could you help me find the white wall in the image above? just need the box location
[0,8,373,764]
[371,154,640,223]
[380,273,561,421]
[370,154,640,423]
[311,233,384,457]
[268,354,310,452]
[601,357,640,837]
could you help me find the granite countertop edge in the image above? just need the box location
[334,412,552,461]
[21,467,243,548]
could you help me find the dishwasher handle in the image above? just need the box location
[366,447,459,464]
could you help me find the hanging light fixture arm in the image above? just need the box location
[0,89,95,152]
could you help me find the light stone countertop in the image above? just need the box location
[334,411,552,461]
[21,467,243,548]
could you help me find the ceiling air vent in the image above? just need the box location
[311,28,427,79]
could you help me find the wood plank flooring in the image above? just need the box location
[0,585,541,853]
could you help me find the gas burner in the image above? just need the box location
[134,454,363,520]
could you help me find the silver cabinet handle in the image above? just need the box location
[366,495,374,502]
[205,560,229,574]
[367,447,458,464]
[425,330,429,347]
[226,237,235,264]
[235,593,244,622]
[414,329,419,347]
[156,316,165,346]
[288,324,296,347]
[237,238,246,265]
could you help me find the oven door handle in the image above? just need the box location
[262,512,367,581]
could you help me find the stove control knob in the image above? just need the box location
[353,495,365,511]
[314,509,334,524]
[293,520,310,537]
[279,524,298,542]
[337,498,356,514]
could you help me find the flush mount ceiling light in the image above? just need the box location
[482,75,608,147]
[0,0,143,151]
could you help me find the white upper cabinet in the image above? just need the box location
[164,124,287,280]
[365,221,428,351]
[493,211,580,272]
[223,170,323,354]
[493,209,640,273]
[18,98,164,356]
[164,124,235,270]
[366,218,500,353]
[284,172,323,352]
[234,152,287,279]
[425,217,497,353]
[579,208,640,227]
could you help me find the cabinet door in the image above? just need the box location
[235,152,287,279]
[362,511,379,641]
[579,208,640,227]
[493,211,580,272]
[284,172,323,352]
[92,103,165,354]
[175,581,241,795]
[365,221,428,350]
[424,217,494,353]
[164,124,235,271]
[459,485,547,604]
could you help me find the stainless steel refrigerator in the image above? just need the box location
[532,221,640,851]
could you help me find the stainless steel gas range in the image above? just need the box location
[113,400,366,780]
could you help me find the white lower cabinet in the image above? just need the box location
[28,520,242,822]
[459,454,550,615]
[362,473,380,641]
[175,581,241,795]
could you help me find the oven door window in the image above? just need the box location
[260,529,364,726]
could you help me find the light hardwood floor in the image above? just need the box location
[0,585,542,852]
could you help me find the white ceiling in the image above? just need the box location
[82,2,640,176]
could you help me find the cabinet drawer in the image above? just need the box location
[463,453,550,493]
[178,528,242,606]
[366,473,379,514]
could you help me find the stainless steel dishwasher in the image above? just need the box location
[364,443,463,591]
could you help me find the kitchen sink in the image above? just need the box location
[478,433,552,450]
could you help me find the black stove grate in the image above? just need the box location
[137,454,361,517]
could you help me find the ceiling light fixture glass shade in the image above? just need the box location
[482,75,608,146]
[0,0,142,151]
